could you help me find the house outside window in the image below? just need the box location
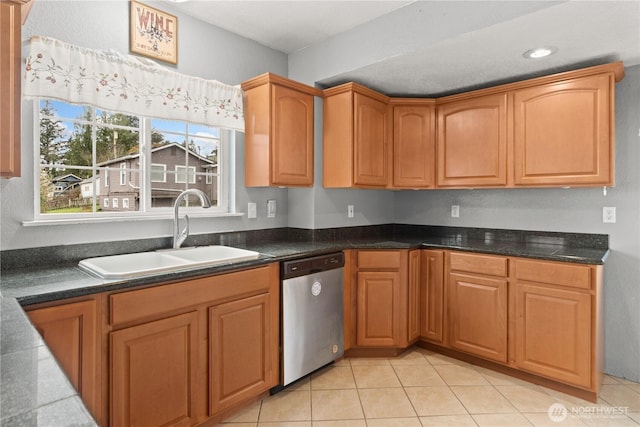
[37,99,226,217]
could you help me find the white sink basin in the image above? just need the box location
[79,246,261,279]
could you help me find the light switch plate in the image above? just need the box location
[451,205,460,218]
[247,202,257,219]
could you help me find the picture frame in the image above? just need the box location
[129,0,178,64]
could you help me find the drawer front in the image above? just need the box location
[110,265,273,326]
[449,252,508,277]
[357,250,402,270]
[515,259,592,290]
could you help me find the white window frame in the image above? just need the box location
[32,100,235,223]
[123,198,129,209]
[119,163,127,186]
[112,198,119,208]
[151,163,167,183]
[175,165,196,184]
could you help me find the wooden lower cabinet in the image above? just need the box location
[209,293,276,414]
[421,250,603,400]
[420,250,444,343]
[110,311,199,427]
[26,298,101,423]
[108,263,279,426]
[356,270,401,347]
[448,272,508,363]
[351,250,419,350]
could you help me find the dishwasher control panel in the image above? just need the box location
[281,252,344,279]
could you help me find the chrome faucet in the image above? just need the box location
[173,189,212,249]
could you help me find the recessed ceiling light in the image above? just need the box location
[523,47,558,59]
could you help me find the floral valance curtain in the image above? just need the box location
[23,36,244,132]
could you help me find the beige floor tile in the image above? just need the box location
[365,417,423,426]
[404,386,467,416]
[628,412,640,423]
[352,365,402,388]
[602,375,622,385]
[284,376,311,392]
[598,384,640,411]
[472,413,534,426]
[259,390,311,422]
[540,386,609,410]
[311,366,356,390]
[450,385,516,414]
[358,388,416,418]
[424,353,469,366]
[619,378,640,386]
[624,383,640,394]
[258,423,311,427]
[332,359,350,367]
[220,423,255,427]
[388,349,430,366]
[473,366,532,386]
[393,364,446,387]
[433,364,489,386]
[348,357,391,366]
[496,384,562,413]
[419,414,478,426]
[522,412,588,426]
[311,421,366,427]
[579,415,640,426]
[311,389,364,421]
[221,400,261,423]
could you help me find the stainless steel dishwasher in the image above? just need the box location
[279,252,345,388]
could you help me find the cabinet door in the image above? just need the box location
[209,293,275,415]
[0,1,21,177]
[27,299,100,421]
[393,105,435,188]
[420,250,444,343]
[271,84,314,186]
[515,282,592,388]
[449,273,507,362]
[111,311,199,427]
[437,94,508,187]
[514,74,613,186]
[356,271,400,346]
[354,92,389,187]
[407,250,421,342]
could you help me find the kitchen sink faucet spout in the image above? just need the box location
[173,189,212,249]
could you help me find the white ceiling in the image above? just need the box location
[165,0,640,96]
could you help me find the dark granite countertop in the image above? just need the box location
[0,225,609,425]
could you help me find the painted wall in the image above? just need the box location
[288,4,640,381]
[0,1,289,250]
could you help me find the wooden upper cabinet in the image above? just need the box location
[437,93,508,188]
[323,83,390,188]
[0,0,23,178]
[242,73,320,187]
[513,74,615,187]
[391,101,436,188]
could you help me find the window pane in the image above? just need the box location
[40,167,96,214]
[99,167,140,212]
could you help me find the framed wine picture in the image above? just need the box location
[130,1,178,64]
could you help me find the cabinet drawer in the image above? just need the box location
[515,259,591,290]
[449,252,507,277]
[110,266,273,326]
[358,251,401,269]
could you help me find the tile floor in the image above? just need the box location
[216,348,640,427]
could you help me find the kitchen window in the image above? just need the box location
[36,99,231,219]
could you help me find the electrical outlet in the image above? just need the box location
[603,207,616,223]
[247,202,257,219]
[451,205,460,218]
[348,205,354,218]
[267,200,276,218]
